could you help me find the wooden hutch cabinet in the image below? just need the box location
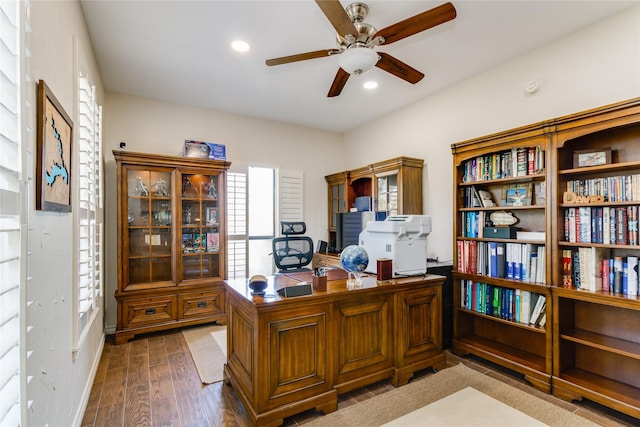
[324,156,423,249]
[113,150,230,344]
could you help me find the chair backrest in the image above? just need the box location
[272,222,314,273]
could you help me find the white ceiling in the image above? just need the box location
[80,0,638,133]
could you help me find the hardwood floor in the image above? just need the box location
[82,327,638,427]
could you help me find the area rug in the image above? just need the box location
[181,324,226,384]
[303,363,597,427]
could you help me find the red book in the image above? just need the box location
[527,147,535,175]
[602,258,610,292]
[469,241,477,274]
[562,249,573,288]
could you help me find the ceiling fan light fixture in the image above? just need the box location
[338,47,379,76]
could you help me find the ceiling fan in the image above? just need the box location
[265,1,457,97]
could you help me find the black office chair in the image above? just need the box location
[272,221,314,274]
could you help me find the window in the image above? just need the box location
[227,171,247,278]
[74,71,103,350]
[227,167,302,279]
[0,0,27,424]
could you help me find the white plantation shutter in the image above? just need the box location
[75,73,103,348]
[278,169,303,223]
[0,0,25,424]
[227,172,247,279]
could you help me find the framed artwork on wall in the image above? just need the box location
[36,80,73,212]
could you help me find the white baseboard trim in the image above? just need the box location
[72,331,106,427]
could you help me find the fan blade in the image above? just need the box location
[374,2,456,45]
[375,52,424,84]
[328,68,350,97]
[316,0,358,39]
[266,49,337,66]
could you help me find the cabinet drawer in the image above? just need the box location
[179,291,225,320]
[123,296,177,328]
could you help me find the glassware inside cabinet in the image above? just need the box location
[377,174,398,215]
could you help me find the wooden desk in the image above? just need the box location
[223,273,446,426]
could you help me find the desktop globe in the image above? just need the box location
[340,245,369,289]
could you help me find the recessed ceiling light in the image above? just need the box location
[363,81,378,90]
[231,40,250,53]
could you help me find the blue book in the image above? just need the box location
[497,243,506,278]
[622,261,629,294]
[489,242,498,277]
[609,258,615,290]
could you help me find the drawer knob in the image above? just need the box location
[145,308,156,315]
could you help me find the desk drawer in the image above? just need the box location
[123,295,177,328]
[179,290,225,320]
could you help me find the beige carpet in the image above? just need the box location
[304,364,598,427]
[182,324,226,384]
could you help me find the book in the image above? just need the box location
[613,256,624,293]
[207,232,220,252]
[529,295,546,326]
[534,181,546,205]
[489,242,498,278]
[182,233,193,252]
[516,231,545,242]
[601,259,610,292]
[536,311,547,327]
[477,189,496,207]
[628,256,639,296]
[520,290,531,325]
[588,247,609,292]
[572,250,581,289]
[193,232,202,252]
[496,243,506,278]
[567,208,576,243]
[562,249,573,288]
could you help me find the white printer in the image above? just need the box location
[359,215,432,277]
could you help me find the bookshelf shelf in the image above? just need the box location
[453,334,547,373]
[560,329,640,360]
[555,369,640,419]
[458,307,546,333]
[558,159,640,176]
[459,173,546,186]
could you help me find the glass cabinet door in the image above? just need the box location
[377,173,398,216]
[330,182,345,230]
[126,169,173,287]
[181,173,221,281]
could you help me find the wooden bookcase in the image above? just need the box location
[550,99,640,418]
[451,125,553,393]
[452,97,640,417]
[113,151,230,344]
[324,156,423,249]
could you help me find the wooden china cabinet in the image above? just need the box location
[113,151,230,344]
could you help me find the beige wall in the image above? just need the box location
[27,0,105,425]
[102,93,344,331]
